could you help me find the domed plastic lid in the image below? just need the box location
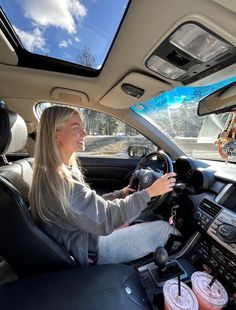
[163,279,198,310]
[191,272,228,307]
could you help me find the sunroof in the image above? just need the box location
[0,0,129,70]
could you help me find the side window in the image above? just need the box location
[37,103,156,158]
[80,108,156,158]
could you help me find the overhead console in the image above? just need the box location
[145,21,236,84]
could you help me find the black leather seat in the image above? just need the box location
[0,108,77,277]
[0,264,151,310]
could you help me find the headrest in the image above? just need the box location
[0,109,28,155]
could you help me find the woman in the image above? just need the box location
[29,106,179,266]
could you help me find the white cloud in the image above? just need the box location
[22,0,87,33]
[75,36,80,43]
[69,0,87,18]
[14,26,48,53]
[59,39,72,48]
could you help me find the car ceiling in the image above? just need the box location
[0,0,236,131]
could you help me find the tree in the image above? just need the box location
[75,46,96,68]
[75,46,98,134]
[104,116,119,135]
[75,47,121,136]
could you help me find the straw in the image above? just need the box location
[208,275,216,288]
[178,274,181,296]
[208,271,220,289]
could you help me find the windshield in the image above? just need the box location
[131,76,236,163]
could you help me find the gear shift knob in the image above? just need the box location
[154,246,168,271]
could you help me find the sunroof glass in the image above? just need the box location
[0,0,129,69]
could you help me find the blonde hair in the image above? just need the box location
[29,106,86,223]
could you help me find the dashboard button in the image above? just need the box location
[193,212,201,220]
[218,216,226,222]
[230,243,236,250]
[218,224,236,243]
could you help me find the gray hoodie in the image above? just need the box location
[40,178,150,266]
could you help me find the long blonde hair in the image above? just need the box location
[29,106,86,223]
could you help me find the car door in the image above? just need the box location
[79,156,138,195]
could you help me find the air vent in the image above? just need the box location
[199,199,222,218]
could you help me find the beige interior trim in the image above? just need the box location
[0,30,18,65]
[0,0,236,123]
[212,0,236,14]
[100,72,171,109]
[51,88,89,105]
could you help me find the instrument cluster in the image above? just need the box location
[174,157,215,194]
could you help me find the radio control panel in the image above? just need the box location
[207,209,236,256]
[196,239,236,290]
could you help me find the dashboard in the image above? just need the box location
[174,156,236,291]
[175,156,236,198]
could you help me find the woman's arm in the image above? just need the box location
[67,183,150,235]
[60,172,176,236]
[102,185,135,200]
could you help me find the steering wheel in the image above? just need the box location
[129,151,173,211]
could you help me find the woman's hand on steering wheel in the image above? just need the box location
[145,172,176,198]
[129,151,176,211]
[121,185,136,197]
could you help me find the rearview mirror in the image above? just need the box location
[198,82,236,116]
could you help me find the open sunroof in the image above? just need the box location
[0,0,129,71]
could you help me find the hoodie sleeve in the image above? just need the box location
[102,190,125,200]
[63,181,150,235]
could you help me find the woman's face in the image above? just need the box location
[56,112,86,156]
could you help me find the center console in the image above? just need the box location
[137,241,199,309]
[192,198,236,291]
[194,238,236,290]
[138,256,197,309]
[137,197,236,309]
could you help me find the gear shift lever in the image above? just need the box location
[154,246,168,271]
[152,246,184,284]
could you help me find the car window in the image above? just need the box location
[37,103,157,158]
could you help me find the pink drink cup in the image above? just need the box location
[191,272,228,310]
[163,279,198,310]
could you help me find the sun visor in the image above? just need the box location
[100,72,172,109]
[0,29,18,65]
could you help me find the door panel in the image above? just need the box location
[78,157,140,195]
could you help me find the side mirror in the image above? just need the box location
[127,145,151,158]
[198,81,236,116]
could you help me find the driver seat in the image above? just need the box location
[0,108,152,309]
[0,108,77,278]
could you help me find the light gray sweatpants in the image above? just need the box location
[97,220,180,264]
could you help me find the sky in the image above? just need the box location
[0,0,128,68]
